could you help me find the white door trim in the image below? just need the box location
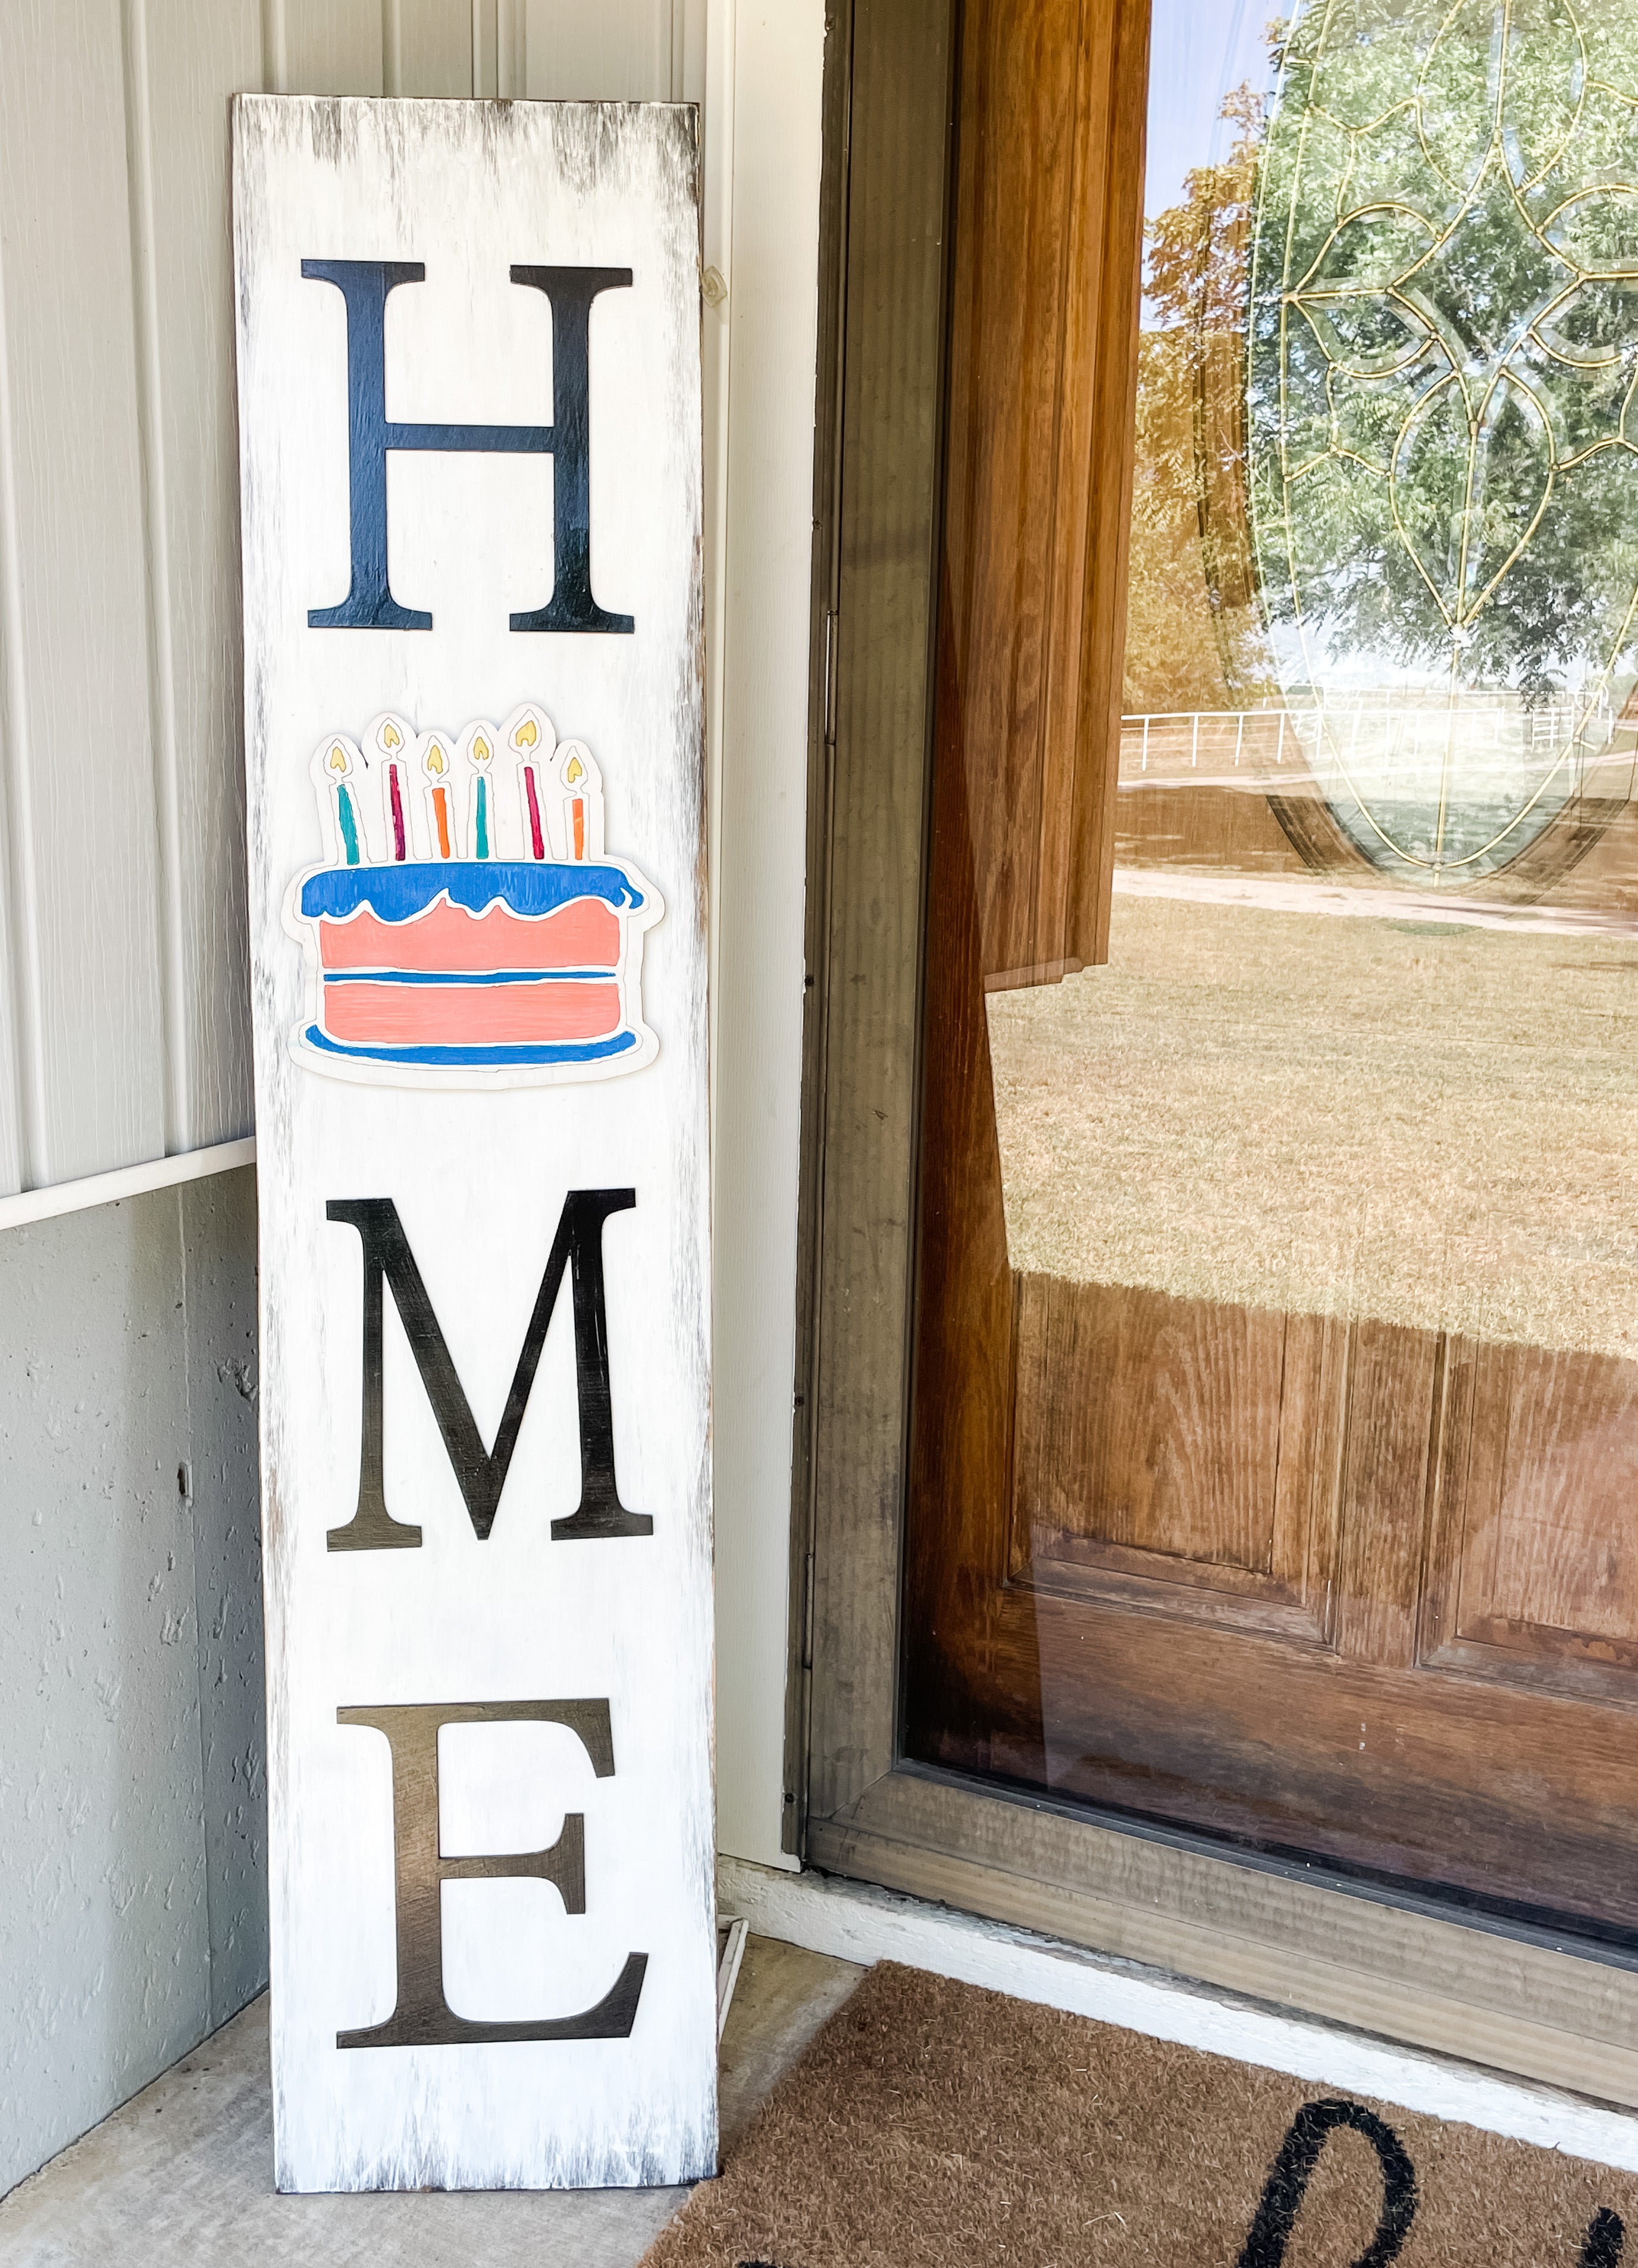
[719,1853,1638,2176]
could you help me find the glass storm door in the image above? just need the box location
[902,0,1638,1940]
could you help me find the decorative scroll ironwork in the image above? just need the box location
[1249,0,1638,883]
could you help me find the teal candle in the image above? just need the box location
[336,782,361,866]
[475,773,490,858]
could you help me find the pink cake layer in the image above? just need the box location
[317,896,621,975]
[323,980,622,1048]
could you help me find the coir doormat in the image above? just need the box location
[644,1962,1636,2268]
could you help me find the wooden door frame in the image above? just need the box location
[788,0,1638,2107]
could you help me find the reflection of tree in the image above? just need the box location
[1249,0,1638,714]
[1124,86,1277,714]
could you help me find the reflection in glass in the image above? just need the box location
[1251,0,1638,884]
[956,0,1638,1929]
[1019,0,1638,1362]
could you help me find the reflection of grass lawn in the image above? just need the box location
[986,886,1638,1360]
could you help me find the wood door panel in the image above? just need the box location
[1423,1338,1638,1705]
[1116,782,1311,877]
[943,0,1147,988]
[1484,1345,1638,1639]
[1010,1272,1343,1643]
[1334,1319,1443,1670]
[910,1581,1638,1931]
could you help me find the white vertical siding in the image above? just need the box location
[0,0,700,1199]
[136,0,266,1157]
[0,2,169,1191]
[525,0,680,99]
[277,2,385,96]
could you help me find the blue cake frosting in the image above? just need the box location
[300,858,646,923]
[303,1026,640,1069]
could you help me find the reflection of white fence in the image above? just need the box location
[1123,708,1292,773]
[1119,700,1632,789]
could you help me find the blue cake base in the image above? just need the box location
[303,1024,640,1070]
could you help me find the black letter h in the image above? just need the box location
[302,258,634,635]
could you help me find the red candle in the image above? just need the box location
[388,763,408,862]
[524,764,546,860]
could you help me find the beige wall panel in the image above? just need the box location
[712,0,825,1865]
[390,0,477,96]
[0,0,167,1188]
[280,0,386,96]
[525,0,677,101]
[475,0,530,99]
[138,0,265,1152]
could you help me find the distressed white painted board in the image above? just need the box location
[233,95,715,2192]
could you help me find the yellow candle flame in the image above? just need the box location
[513,717,538,749]
[565,754,584,785]
[328,744,348,774]
[381,722,402,750]
[472,734,491,764]
[426,742,446,776]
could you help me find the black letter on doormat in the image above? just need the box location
[1236,2098,1417,2268]
[327,1190,653,1549]
[1582,2209,1626,2267]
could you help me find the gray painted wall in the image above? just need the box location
[0,1167,265,2198]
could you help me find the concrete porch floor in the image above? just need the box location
[0,1936,863,2266]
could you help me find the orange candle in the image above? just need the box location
[563,749,588,859]
[422,736,453,859]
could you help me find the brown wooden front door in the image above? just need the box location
[901,0,1638,1940]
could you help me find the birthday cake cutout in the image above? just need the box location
[284,704,662,1086]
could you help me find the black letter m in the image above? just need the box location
[326,1190,652,1551]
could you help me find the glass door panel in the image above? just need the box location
[903,0,1638,1940]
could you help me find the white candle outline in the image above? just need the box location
[458,719,502,860]
[365,711,421,863]
[308,732,370,867]
[552,738,605,862]
[500,702,558,862]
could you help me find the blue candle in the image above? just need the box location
[336,781,361,866]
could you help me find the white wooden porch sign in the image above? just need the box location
[231,96,715,2193]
